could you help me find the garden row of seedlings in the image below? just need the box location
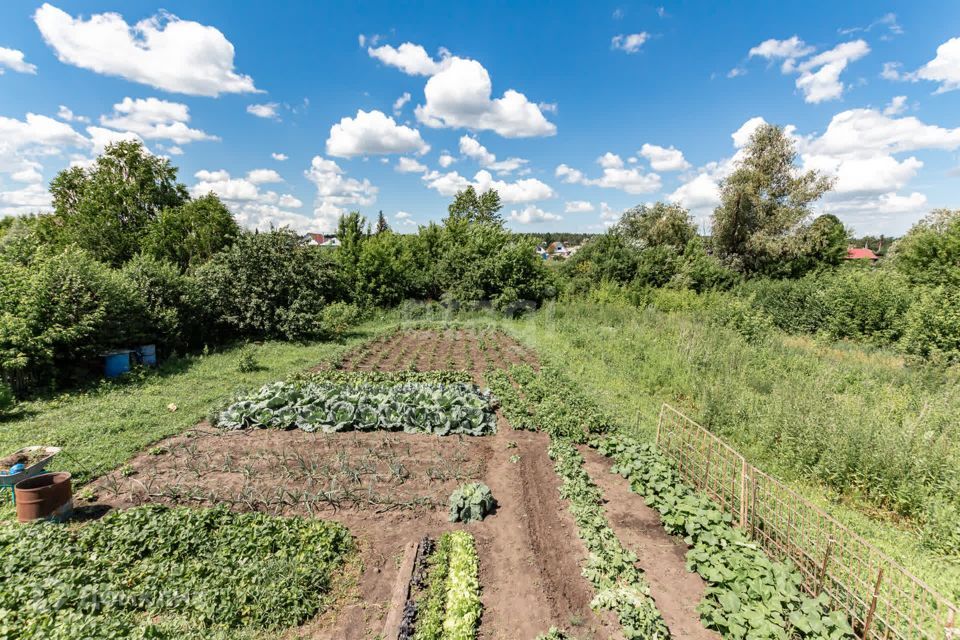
[487,366,671,640]
[488,364,856,640]
[399,532,482,640]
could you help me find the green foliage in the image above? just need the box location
[921,496,960,556]
[120,253,209,350]
[196,228,347,340]
[0,246,149,392]
[711,124,834,274]
[535,629,577,640]
[448,482,497,523]
[0,504,353,638]
[596,437,854,640]
[441,530,482,640]
[49,141,189,266]
[0,381,13,414]
[446,186,503,226]
[354,232,417,306]
[900,286,960,364]
[143,193,240,271]
[560,234,642,294]
[236,344,260,373]
[709,295,775,344]
[548,439,670,639]
[215,380,497,435]
[318,301,363,339]
[613,202,696,251]
[298,369,473,386]
[412,533,453,640]
[891,209,960,287]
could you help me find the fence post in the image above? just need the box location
[862,568,884,640]
[739,458,748,529]
[656,405,665,448]
[816,537,834,596]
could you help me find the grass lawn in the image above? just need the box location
[507,300,960,602]
[0,325,388,520]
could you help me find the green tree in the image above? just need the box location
[336,211,367,281]
[891,208,960,287]
[375,210,390,234]
[445,186,503,226]
[613,202,696,250]
[49,141,189,266]
[143,194,240,271]
[711,124,833,274]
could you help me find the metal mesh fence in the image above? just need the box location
[656,404,959,640]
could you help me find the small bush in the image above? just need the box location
[448,482,497,523]
[318,302,363,340]
[710,295,775,344]
[921,496,960,556]
[236,345,260,373]
[900,286,960,364]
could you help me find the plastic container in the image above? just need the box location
[136,344,157,367]
[15,472,73,522]
[104,350,133,378]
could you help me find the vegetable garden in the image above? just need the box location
[2,325,956,639]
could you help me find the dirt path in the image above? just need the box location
[580,446,720,640]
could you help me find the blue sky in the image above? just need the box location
[1,1,959,236]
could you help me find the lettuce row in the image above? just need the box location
[549,439,672,640]
[594,436,855,640]
[214,380,497,436]
[441,530,482,640]
[412,534,453,640]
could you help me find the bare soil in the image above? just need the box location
[85,329,617,639]
[580,445,720,640]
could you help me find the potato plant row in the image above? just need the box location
[594,437,855,640]
[488,367,670,638]
[549,439,672,639]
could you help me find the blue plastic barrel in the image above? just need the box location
[137,344,157,367]
[104,351,132,378]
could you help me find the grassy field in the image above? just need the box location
[0,326,387,520]
[508,300,960,600]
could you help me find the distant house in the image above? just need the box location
[547,241,570,258]
[306,233,340,247]
[845,247,879,261]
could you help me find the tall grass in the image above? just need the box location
[508,300,960,599]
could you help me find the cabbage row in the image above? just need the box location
[594,436,855,640]
[0,505,353,639]
[214,380,497,436]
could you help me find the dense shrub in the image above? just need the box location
[317,302,363,339]
[742,267,912,345]
[196,229,348,341]
[891,208,960,287]
[900,286,960,363]
[0,246,148,392]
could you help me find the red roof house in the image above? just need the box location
[845,247,879,261]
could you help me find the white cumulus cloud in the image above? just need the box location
[99,97,217,144]
[0,46,37,74]
[326,109,430,158]
[640,143,690,171]
[305,156,378,228]
[510,205,561,224]
[368,42,447,76]
[564,200,594,213]
[395,156,428,173]
[422,169,554,203]
[555,154,661,194]
[611,33,649,54]
[33,3,258,96]
[247,103,280,120]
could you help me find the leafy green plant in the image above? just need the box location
[442,530,482,639]
[296,369,473,386]
[0,504,353,638]
[318,301,363,340]
[215,380,497,436]
[448,482,496,523]
[236,344,260,373]
[595,436,854,640]
[412,534,452,640]
[548,439,670,640]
